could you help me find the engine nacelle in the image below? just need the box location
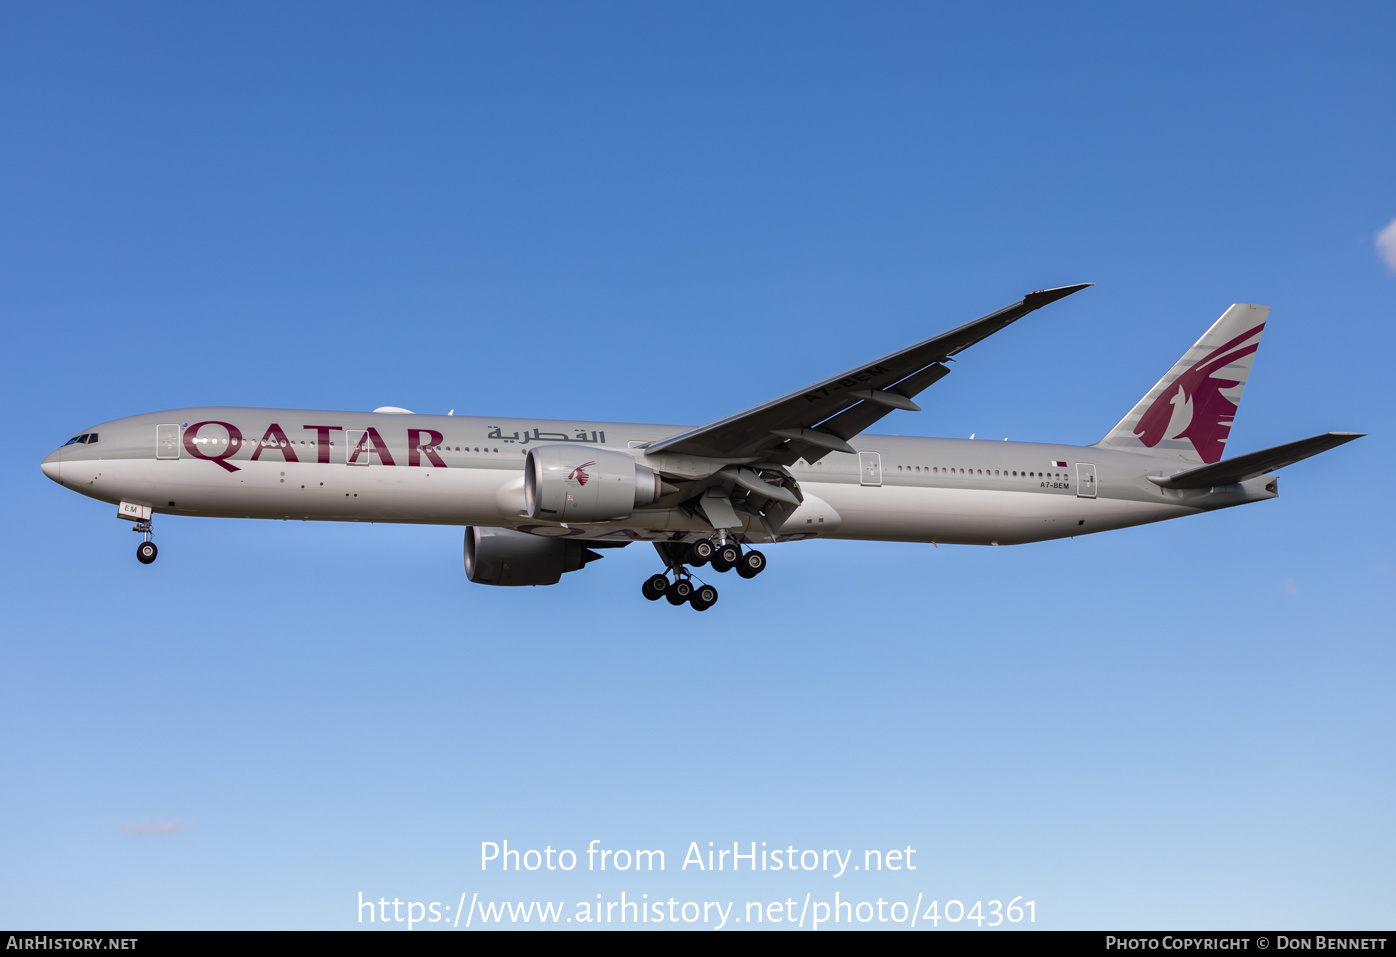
[524,445,662,523]
[463,526,601,586]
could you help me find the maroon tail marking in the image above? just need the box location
[1134,323,1264,464]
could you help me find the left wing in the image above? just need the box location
[647,283,1092,462]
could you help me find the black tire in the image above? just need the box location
[712,542,740,572]
[736,549,766,579]
[642,573,669,601]
[136,542,158,565]
[690,583,718,611]
[686,540,714,566]
[665,579,694,605]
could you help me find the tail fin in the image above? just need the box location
[1096,303,1269,464]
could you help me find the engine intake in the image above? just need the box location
[463,526,602,586]
[524,445,661,523]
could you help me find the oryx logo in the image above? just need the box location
[1134,323,1263,464]
[567,461,598,486]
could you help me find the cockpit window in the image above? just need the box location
[62,433,98,446]
[84,433,97,444]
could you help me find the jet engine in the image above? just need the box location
[463,526,603,586]
[524,445,663,523]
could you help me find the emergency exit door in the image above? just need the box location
[346,430,371,465]
[1076,462,1097,498]
[156,424,180,459]
[859,451,882,487]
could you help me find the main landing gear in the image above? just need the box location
[641,570,715,611]
[641,537,767,611]
[688,539,766,578]
[133,518,158,564]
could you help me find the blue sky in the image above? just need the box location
[2,2,1392,930]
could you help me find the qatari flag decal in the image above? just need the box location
[1051,460,1067,467]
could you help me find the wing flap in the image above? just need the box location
[817,363,952,443]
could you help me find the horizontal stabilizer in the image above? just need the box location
[1147,432,1363,489]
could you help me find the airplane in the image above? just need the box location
[39,284,1362,611]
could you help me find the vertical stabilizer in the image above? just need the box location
[1096,304,1268,463]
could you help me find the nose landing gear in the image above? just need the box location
[133,519,158,564]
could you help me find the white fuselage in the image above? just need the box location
[41,407,1277,548]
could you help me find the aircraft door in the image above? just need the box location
[1076,463,1097,498]
[156,424,180,459]
[859,451,882,487]
[346,430,371,466]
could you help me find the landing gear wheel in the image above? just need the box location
[711,542,741,573]
[642,573,669,601]
[665,579,694,605]
[136,541,158,565]
[686,540,714,566]
[736,549,766,579]
[690,583,718,611]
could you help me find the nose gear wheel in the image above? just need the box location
[132,518,157,564]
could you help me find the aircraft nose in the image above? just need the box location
[41,448,63,485]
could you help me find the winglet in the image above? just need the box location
[1023,283,1094,310]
